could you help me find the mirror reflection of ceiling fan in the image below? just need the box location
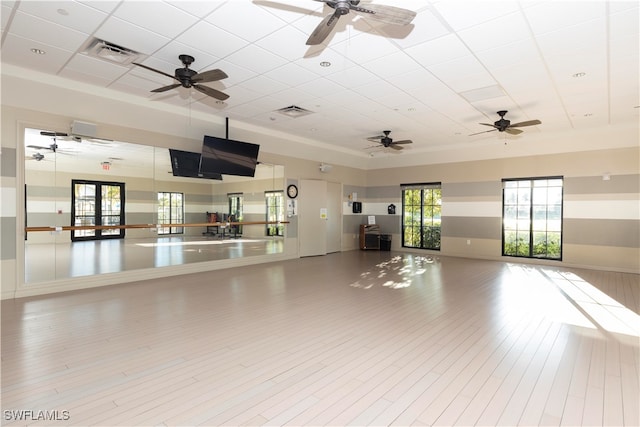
[39,130,112,145]
[25,153,47,162]
[469,110,542,136]
[27,132,79,155]
[367,130,413,151]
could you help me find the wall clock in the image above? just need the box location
[287,184,298,198]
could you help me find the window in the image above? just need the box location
[265,191,284,236]
[157,192,184,235]
[502,177,563,260]
[401,183,442,250]
[71,180,125,241]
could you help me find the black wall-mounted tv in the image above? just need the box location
[200,135,260,177]
[168,149,222,180]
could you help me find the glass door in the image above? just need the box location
[72,180,125,241]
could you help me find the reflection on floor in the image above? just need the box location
[25,236,284,283]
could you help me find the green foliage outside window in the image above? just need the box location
[402,186,441,250]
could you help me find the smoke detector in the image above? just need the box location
[86,39,140,65]
[275,105,314,118]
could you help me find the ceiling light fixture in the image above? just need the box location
[30,48,46,55]
[320,61,331,67]
[572,72,586,78]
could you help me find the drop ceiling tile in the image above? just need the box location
[95,16,170,55]
[238,75,289,97]
[384,67,441,93]
[458,11,531,53]
[114,1,198,39]
[254,25,314,62]
[433,1,521,31]
[9,11,89,52]
[205,1,288,42]
[428,55,496,92]
[16,1,108,34]
[165,0,225,18]
[377,8,450,49]
[329,32,399,64]
[263,62,319,87]
[223,84,270,106]
[405,33,471,67]
[610,6,640,41]
[535,18,606,60]
[209,59,256,87]
[361,51,422,80]
[150,43,220,73]
[524,1,605,35]
[64,53,129,82]
[177,20,247,59]
[256,0,323,24]
[110,72,171,96]
[293,48,357,75]
[221,44,289,76]
[324,64,379,88]
[1,33,74,73]
[474,37,540,70]
[351,79,411,103]
[268,87,318,106]
[58,67,117,88]
[295,77,346,98]
[1,4,14,31]
[77,1,120,15]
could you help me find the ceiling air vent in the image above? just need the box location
[275,105,314,118]
[86,39,140,65]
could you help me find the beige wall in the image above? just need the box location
[360,148,639,272]
[2,97,638,299]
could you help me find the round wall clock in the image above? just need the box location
[287,184,298,198]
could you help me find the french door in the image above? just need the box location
[71,180,125,241]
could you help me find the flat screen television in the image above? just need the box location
[168,149,222,180]
[200,135,260,177]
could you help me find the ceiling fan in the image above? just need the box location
[39,131,111,145]
[133,54,229,101]
[470,110,542,136]
[367,130,413,151]
[298,0,416,45]
[27,141,59,152]
[25,153,46,162]
[28,132,79,154]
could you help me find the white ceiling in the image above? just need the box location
[3,0,639,165]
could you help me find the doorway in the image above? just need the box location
[298,179,342,257]
[71,179,125,241]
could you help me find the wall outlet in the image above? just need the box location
[466,239,471,245]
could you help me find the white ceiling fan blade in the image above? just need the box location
[353,3,416,25]
[306,13,340,45]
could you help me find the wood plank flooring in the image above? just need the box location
[2,251,639,426]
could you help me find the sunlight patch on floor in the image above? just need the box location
[504,263,639,338]
[350,255,435,289]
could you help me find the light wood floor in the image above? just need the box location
[2,251,639,426]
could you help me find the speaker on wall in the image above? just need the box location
[352,201,362,213]
[71,120,97,137]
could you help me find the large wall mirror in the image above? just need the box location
[23,127,285,284]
